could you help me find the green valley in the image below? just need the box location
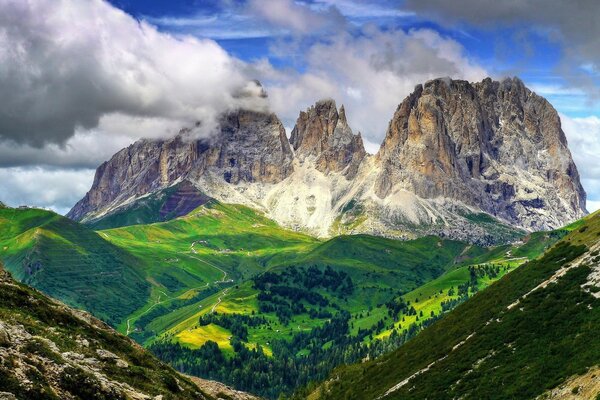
[0,201,573,399]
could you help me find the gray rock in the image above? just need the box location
[290,99,366,178]
[374,77,586,231]
[67,109,293,222]
[0,322,11,347]
[96,348,120,360]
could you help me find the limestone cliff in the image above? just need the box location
[374,77,586,231]
[67,110,293,222]
[290,99,366,178]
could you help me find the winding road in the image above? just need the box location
[125,241,233,335]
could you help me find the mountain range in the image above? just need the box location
[67,77,587,245]
[1,76,597,400]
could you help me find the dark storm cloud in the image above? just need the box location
[0,0,265,147]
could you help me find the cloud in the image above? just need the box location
[0,167,94,215]
[560,113,600,209]
[0,114,187,168]
[253,26,487,148]
[312,0,414,19]
[403,0,600,98]
[246,0,346,35]
[144,10,281,40]
[0,0,265,147]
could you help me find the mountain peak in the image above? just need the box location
[290,99,366,177]
[375,76,586,231]
[338,104,348,125]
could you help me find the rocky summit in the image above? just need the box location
[374,77,586,231]
[67,109,293,222]
[68,77,587,244]
[290,99,366,179]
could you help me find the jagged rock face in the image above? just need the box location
[374,77,587,231]
[68,77,587,243]
[290,99,366,178]
[68,109,293,221]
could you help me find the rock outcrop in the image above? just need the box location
[290,99,366,178]
[68,77,587,243]
[374,77,586,231]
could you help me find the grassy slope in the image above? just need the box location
[140,229,562,360]
[0,207,149,326]
[99,201,320,337]
[145,235,475,350]
[310,212,600,400]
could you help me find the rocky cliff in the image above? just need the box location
[68,109,293,222]
[68,77,587,243]
[290,99,366,178]
[374,77,586,231]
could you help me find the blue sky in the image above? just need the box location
[0,0,599,214]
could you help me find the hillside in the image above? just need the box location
[0,207,149,326]
[0,200,569,398]
[86,180,213,230]
[135,226,563,398]
[308,212,600,400]
[0,262,261,400]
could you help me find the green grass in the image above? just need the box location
[0,207,149,326]
[98,201,319,337]
[150,229,558,359]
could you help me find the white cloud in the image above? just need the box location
[587,200,600,213]
[312,1,415,19]
[0,0,265,146]
[560,113,600,208]
[246,0,346,35]
[255,27,487,146]
[0,114,188,168]
[0,167,94,215]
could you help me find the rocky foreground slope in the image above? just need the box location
[0,263,258,400]
[68,77,586,244]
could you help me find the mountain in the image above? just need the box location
[307,212,600,400]
[290,99,366,178]
[0,262,258,400]
[374,77,586,232]
[67,109,293,223]
[68,77,586,244]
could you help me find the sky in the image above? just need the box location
[1,0,600,214]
